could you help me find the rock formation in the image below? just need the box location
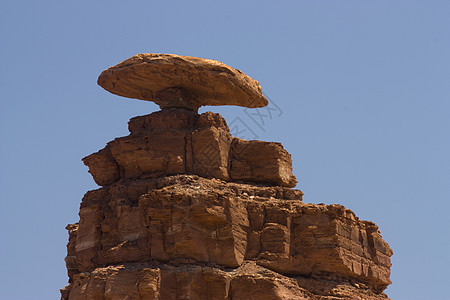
[61,54,392,299]
[97,53,268,111]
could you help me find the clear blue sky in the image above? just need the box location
[1,1,449,299]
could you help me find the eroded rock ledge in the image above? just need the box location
[62,175,392,299]
[61,262,389,300]
[83,109,297,188]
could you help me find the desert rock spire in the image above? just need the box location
[61,54,392,300]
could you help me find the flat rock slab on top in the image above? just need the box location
[97,53,269,111]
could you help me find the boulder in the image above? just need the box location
[97,53,268,111]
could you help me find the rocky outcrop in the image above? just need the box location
[62,262,389,300]
[62,174,391,299]
[64,116,392,298]
[83,110,297,188]
[62,54,392,299]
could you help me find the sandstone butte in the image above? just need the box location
[61,53,393,300]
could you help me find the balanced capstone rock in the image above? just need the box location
[97,53,268,111]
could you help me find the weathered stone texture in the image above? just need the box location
[83,109,297,187]
[64,53,393,299]
[61,262,389,300]
[97,53,268,110]
[230,139,296,187]
[62,175,391,299]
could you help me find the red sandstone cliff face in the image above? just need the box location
[61,110,392,300]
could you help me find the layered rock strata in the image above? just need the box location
[62,53,392,299]
[62,110,392,300]
[83,109,297,188]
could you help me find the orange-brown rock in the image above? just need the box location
[230,139,297,187]
[97,53,268,111]
[61,262,389,300]
[83,109,297,188]
[64,54,392,299]
[62,175,392,299]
